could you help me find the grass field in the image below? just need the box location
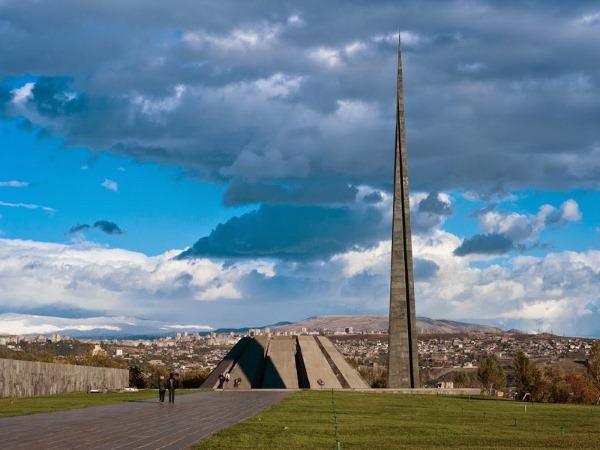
[195,391,600,449]
[0,389,199,418]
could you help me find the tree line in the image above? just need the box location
[471,341,600,404]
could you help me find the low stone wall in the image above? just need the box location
[0,358,129,398]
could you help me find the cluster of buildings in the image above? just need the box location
[2,329,596,380]
[0,333,66,346]
[331,332,596,370]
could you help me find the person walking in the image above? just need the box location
[158,375,167,403]
[167,372,177,403]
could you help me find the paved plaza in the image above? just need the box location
[0,390,295,449]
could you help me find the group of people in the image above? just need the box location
[218,371,230,389]
[158,372,178,403]
[157,370,243,403]
[219,372,243,390]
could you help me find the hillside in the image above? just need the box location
[269,315,504,335]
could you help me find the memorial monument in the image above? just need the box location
[387,38,420,388]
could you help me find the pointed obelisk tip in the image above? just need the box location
[396,31,403,68]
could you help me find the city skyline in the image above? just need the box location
[1,1,599,337]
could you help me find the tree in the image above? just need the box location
[179,368,211,388]
[66,347,127,369]
[513,351,536,397]
[477,358,506,395]
[540,366,569,403]
[129,366,145,389]
[565,373,599,404]
[586,341,600,392]
[454,370,470,388]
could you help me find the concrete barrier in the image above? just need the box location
[0,358,129,398]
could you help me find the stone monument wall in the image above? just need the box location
[0,358,129,398]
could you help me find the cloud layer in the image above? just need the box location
[2,1,599,203]
[1,191,598,336]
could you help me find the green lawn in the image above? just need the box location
[0,389,200,418]
[196,391,600,449]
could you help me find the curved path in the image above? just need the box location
[0,390,295,449]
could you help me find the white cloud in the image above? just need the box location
[0,200,55,213]
[161,324,213,330]
[11,82,34,104]
[576,12,600,25]
[310,46,341,67]
[0,180,30,188]
[477,199,581,243]
[0,226,599,336]
[0,238,273,321]
[0,313,122,335]
[132,84,186,118]
[101,178,119,192]
[183,22,282,52]
[253,73,303,98]
[344,41,368,56]
[332,240,390,278]
[287,15,304,27]
[554,199,582,223]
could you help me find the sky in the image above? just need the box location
[1,0,599,337]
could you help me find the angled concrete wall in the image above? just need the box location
[0,358,129,398]
[202,337,251,389]
[262,336,298,389]
[297,336,342,389]
[316,336,369,389]
[202,336,270,390]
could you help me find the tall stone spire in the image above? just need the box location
[387,36,419,388]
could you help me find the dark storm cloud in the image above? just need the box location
[65,224,91,235]
[65,221,124,236]
[454,233,513,256]
[223,179,358,206]
[28,77,85,117]
[0,84,11,112]
[418,192,452,215]
[2,0,598,202]
[93,220,124,235]
[469,203,498,219]
[412,192,453,233]
[178,203,387,260]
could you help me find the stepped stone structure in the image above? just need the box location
[388,39,420,388]
[201,335,369,390]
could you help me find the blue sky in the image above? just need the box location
[1,0,599,337]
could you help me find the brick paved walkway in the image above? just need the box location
[0,390,295,449]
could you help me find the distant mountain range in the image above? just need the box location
[0,313,505,339]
